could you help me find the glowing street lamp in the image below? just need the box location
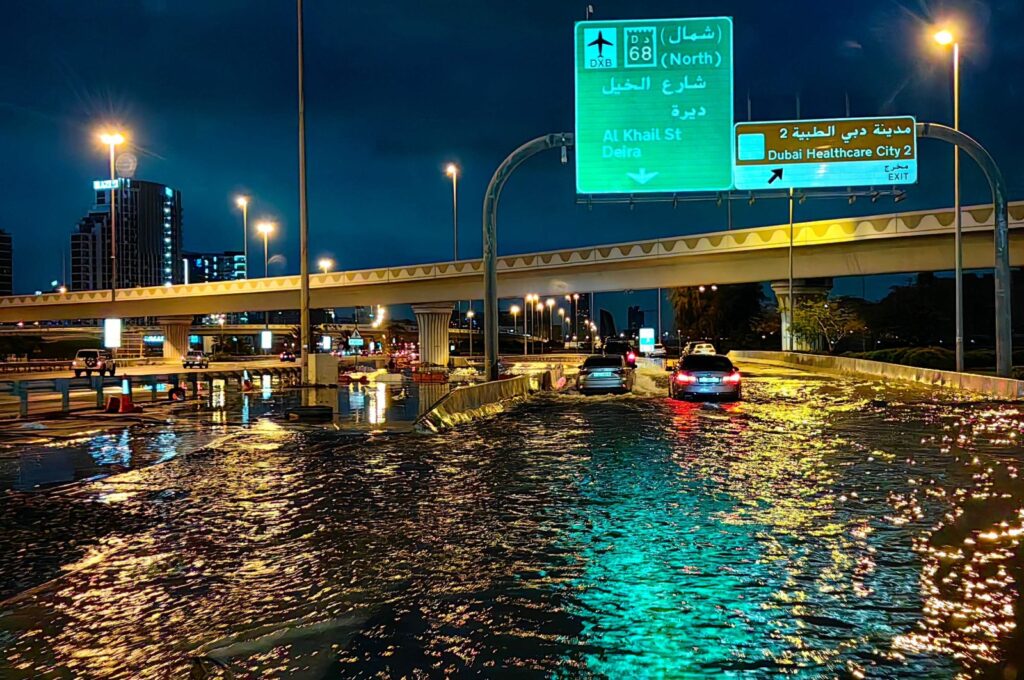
[98,130,126,296]
[318,257,334,274]
[510,304,522,355]
[256,221,275,279]
[235,196,249,277]
[466,309,475,356]
[932,24,964,371]
[545,298,555,343]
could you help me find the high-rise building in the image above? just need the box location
[627,305,644,334]
[0,230,11,296]
[183,250,246,284]
[70,178,183,291]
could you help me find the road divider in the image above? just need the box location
[729,350,1024,400]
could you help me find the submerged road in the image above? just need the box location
[0,364,1022,678]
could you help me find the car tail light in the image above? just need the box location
[723,370,741,384]
[675,372,697,384]
[627,351,636,362]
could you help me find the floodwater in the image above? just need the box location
[0,365,1022,678]
[0,377,433,491]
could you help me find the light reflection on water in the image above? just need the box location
[0,367,1021,677]
[0,378,428,492]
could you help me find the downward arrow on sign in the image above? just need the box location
[627,168,659,184]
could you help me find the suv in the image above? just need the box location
[602,339,638,368]
[72,349,116,377]
[182,350,209,369]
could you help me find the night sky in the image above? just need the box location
[2,1,1022,325]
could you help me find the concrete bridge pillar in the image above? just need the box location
[412,302,454,367]
[158,316,193,360]
[770,278,833,351]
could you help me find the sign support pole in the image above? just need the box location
[482,133,574,381]
[787,187,795,352]
[917,122,1011,377]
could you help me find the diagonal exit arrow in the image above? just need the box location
[626,168,659,184]
[768,167,784,184]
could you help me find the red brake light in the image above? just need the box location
[627,352,636,361]
[675,372,697,384]
[723,370,741,384]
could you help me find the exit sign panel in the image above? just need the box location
[574,17,734,194]
[733,116,917,190]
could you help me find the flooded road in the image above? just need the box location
[1,364,1022,678]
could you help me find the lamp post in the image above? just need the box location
[318,257,334,274]
[256,221,274,278]
[525,294,537,354]
[256,221,274,330]
[545,298,555,350]
[933,26,964,372]
[466,309,475,356]
[572,293,580,344]
[235,196,249,277]
[446,163,460,318]
[558,307,566,346]
[510,304,522,355]
[536,301,545,352]
[99,131,125,297]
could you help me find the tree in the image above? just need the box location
[790,296,866,353]
[668,283,764,347]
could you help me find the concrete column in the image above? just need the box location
[770,278,833,351]
[412,302,455,367]
[158,316,193,361]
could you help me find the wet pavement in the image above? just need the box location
[0,364,1022,678]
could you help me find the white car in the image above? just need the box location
[650,343,667,357]
[72,349,117,377]
[683,341,717,356]
[182,350,210,369]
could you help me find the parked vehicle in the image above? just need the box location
[669,354,741,401]
[72,349,116,377]
[577,354,635,395]
[182,350,210,369]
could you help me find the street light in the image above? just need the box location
[510,304,522,355]
[525,294,537,354]
[545,298,555,347]
[318,257,334,274]
[446,163,460,319]
[256,221,275,279]
[558,307,566,346]
[235,196,249,277]
[466,309,475,356]
[98,130,126,297]
[932,24,964,372]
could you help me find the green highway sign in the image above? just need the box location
[733,116,918,190]
[574,17,734,194]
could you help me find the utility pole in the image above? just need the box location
[296,0,311,386]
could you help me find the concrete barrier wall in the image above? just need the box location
[729,350,1024,400]
[418,376,532,432]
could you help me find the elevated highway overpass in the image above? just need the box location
[0,201,1019,325]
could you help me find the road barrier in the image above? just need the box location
[729,350,1024,400]
[417,376,532,432]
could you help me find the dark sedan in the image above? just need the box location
[669,354,742,401]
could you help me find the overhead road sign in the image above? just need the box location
[733,116,917,190]
[574,17,734,194]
